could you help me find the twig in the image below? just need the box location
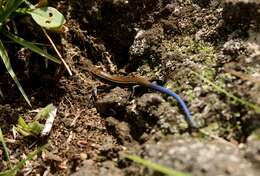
[42,27,72,75]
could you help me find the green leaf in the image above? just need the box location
[29,7,66,29]
[17,116,33,136]
[2,30,61,63]
[0,40,31,106]
[126,155,191,176]
[16,126,32,136]
[35,103,56,121]
[28,121,43,135]
[18,116,31,131]
[0,128,10,161]
[15,7,30,14]
[0,0,24,25]
[17,116,43,136]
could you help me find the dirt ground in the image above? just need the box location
[0,0,260,175]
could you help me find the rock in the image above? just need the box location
[105,116,133,145]
[129,25,164,58]
[222,39,246,58]
[95,87,130,116]
[71,160,124,176]
[126,93,190,140]
[245,129,260,168]
[139,137,258,176]
[223,0,260,30]
[193,0,212,7]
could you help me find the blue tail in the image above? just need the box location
[149,83,197,129]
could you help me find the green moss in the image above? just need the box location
[161,37,213,54]
[165,80,182,92]
[161,36,216,66]
[185,89,196,101]
[215,73,232,90]
[201,68,216,80]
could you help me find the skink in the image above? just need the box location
[89,67,197,129]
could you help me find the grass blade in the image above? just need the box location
[0,39,31,106]
[2,30,61,64]
[0,1,3,17]
[12,145,46,172]
[126,155,191,176]
[0,86,4,99]
[0,128,10,161]
[0,144,47,176]
[0,0,24,24]
[191,70,260,113]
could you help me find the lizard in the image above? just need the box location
[87,66,197,129]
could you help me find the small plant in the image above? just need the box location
[0,144,47,176]
[0,0,65,106]
[16,103,57,136]
[126,155,191,176]
[0,103,55,175]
